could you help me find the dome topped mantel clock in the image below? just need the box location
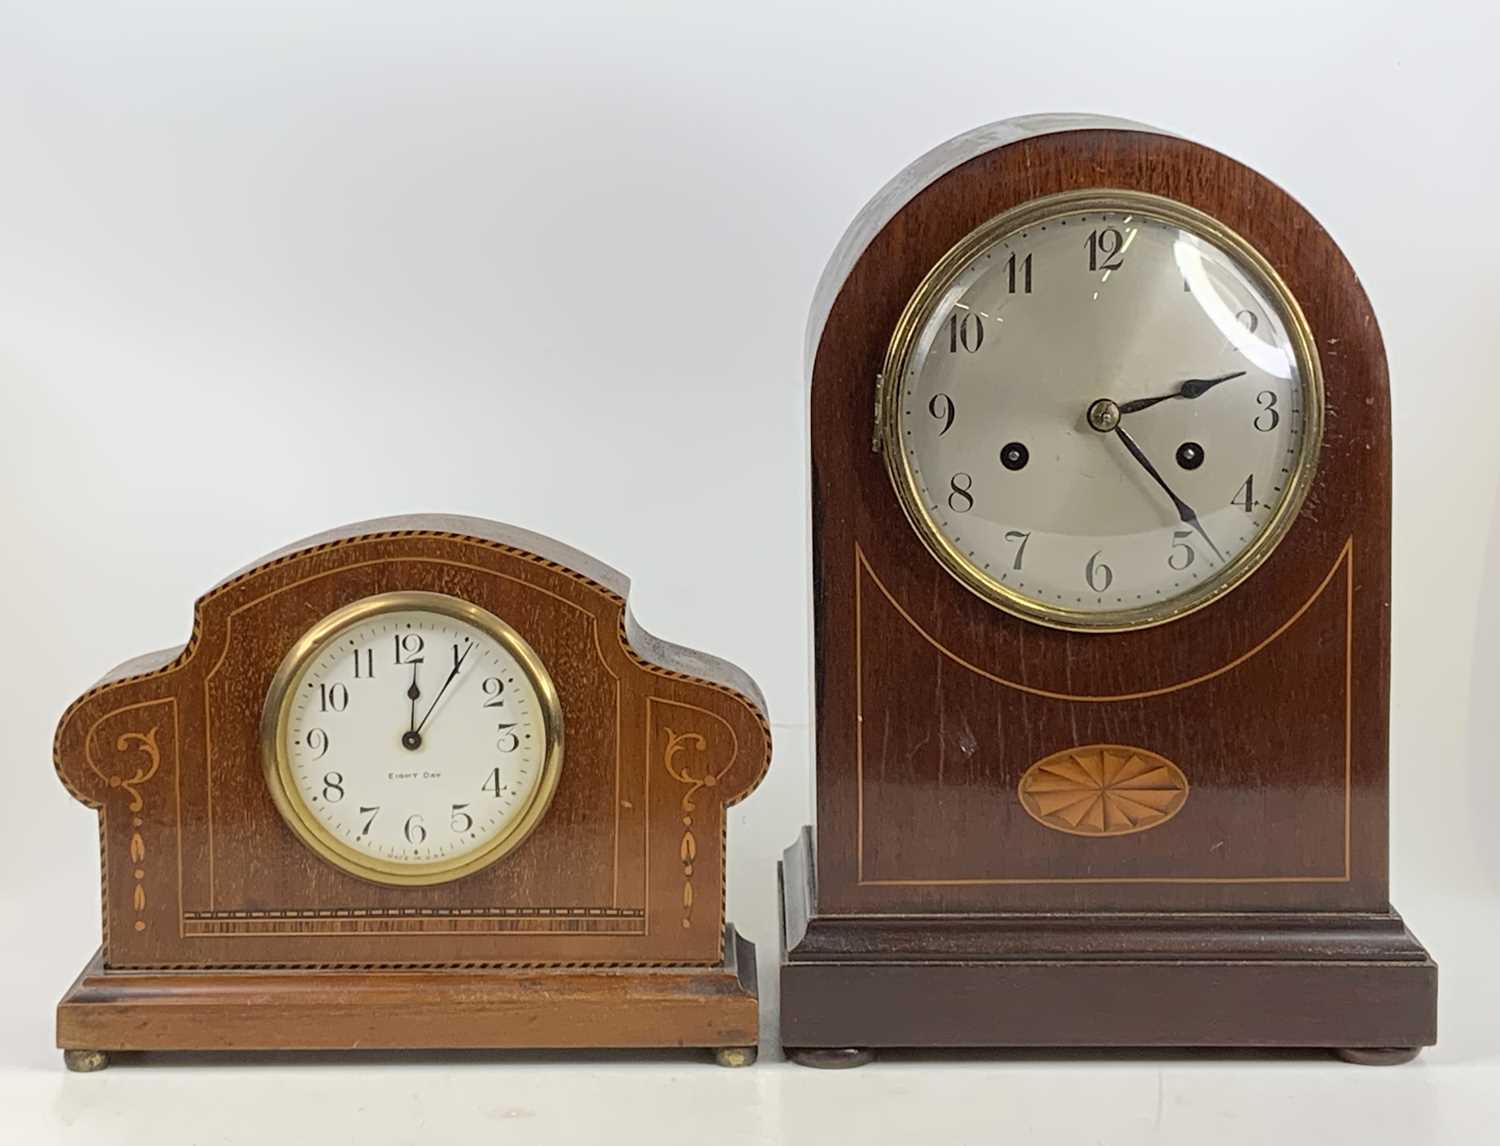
[779,115,1436,1065]
[53,515,769,1068]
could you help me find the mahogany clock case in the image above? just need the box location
[780,117,1436,1061]
[53,515,770,1068]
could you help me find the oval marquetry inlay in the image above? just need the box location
[1018,745,1188,837]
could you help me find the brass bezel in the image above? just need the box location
[260,590,565,886]
[879,188,1326,633]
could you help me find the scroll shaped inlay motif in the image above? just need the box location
[96,727,161,933]
[1019,745,1189,837]
[89,726,161,813]
[662,726,735,929]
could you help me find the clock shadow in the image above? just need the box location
[1465,490,1500,894]
[101,1047,724,1070]
[824,1047,1364,1068]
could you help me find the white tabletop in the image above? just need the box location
[3,809,1495,1146]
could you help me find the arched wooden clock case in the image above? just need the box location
[779,116,1437,1064]
[54,515,769,1068]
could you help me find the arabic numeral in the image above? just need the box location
[321,772,344,802]
[481,677,505,708]
[1168,531,1196,571]
[351,647,374,678]
[1006,251,1032,294]
[403,814,426,845]
[1086,227,1125,271]
[394,632,425,665]
[947,472,974,513]
[1085,550,1113,592]
[482,767,504,798]
[946,311,983,353]
[1004,529,1031,571]
[359,805,379,835]
[1254,390,1280,431]
[1232,474,1256,513]
[450,804,473,833]
[305,728,330,759]
[1230,308,1259,349]
[318,683,348,713]
[928,393,955,435]
[496,723,520,753]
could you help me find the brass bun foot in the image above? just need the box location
[788,1047,874,1069]
[63,1049,110,1073]
[1336,1046,1422,1066]
[713,1046,757,1068]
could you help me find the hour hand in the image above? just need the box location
[1117,371,1246,416]
[401,665,422,751]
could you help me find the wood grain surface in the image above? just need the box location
[807,125,1392,915]
[60,927,759,1054]
[783,118,1436,1055]
[53,515,770,1057]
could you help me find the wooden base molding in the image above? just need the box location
[779,830,1435,1059]
[59,926,758,1067]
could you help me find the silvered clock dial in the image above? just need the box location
[879,189,1324,631]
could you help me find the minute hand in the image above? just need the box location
[414,643,475,735]
[1111,424,1224,563]
[1117,370,1245,416]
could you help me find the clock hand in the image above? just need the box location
[1110,423,1226,564]
[401,664,422,751]
[413,641,476,736]
[1117,371,1246,416]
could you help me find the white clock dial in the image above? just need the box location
[263,592,563,885]
[883,191,1322,630]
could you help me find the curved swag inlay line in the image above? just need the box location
[857,540,1352,702]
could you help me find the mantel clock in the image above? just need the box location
[779,115,1436,1065]
[54,515,769,1069]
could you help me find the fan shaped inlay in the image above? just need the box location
[1018,745,1189,837]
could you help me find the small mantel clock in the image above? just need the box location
[54,515,769,1069]
[780,115,1436,1065]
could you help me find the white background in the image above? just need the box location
[2,2,1497,1143]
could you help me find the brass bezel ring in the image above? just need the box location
[879,188,1325,633]
[260,590,565,886]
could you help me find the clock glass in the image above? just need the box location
[262,591,563,885]
[880,189,1323,631]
